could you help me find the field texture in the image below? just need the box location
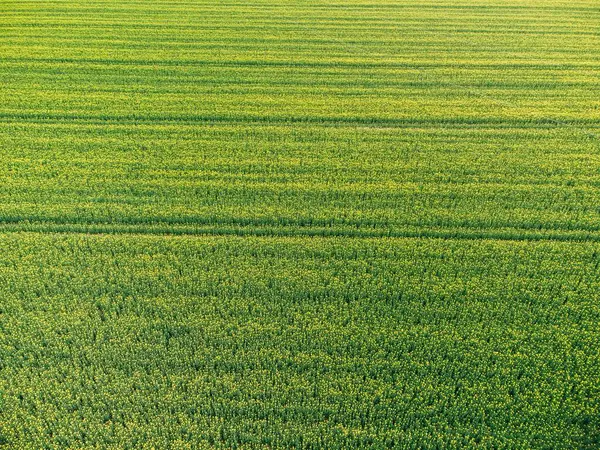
[1,0,599,448]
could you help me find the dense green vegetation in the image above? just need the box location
[0,0,599,448]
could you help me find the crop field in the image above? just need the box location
[0,0,599,448]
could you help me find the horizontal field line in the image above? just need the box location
[2,57,598,70]
[0,221,599,243]
[5,216,600,234]
[3,3,599,14]
[1,112,597,129]
[5,29,600,38]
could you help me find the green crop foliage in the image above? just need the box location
[0,0,599,448]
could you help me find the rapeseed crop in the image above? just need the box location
[0,0,598,448]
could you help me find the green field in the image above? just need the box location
[1,0,599,448]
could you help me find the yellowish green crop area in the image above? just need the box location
[0,0,599,448]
